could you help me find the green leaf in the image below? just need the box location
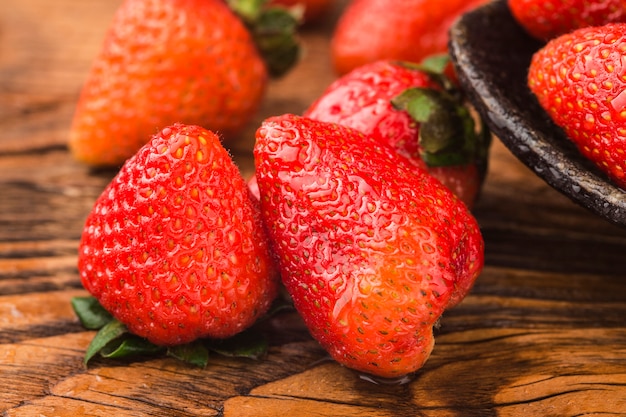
[207,328,268,360]
[251,8,301,77]
[391,88,436,124]
[391,87,479,167]
[100,335,164,359]
[75,295,287,367]
[227,0,268,22]
[419,54,450,75]
[167,342,210,368]
[84,320,128,365]
[407,95,437,125]
[228,0,301,78]
[71,296,114,330]
[396,57,456,93]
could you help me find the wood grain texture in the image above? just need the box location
[2,0,626,416]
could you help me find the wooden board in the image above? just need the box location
[1,1,626,415]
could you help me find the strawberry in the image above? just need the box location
[69,0,299,167]
[253,114,484,379]
[509,0,626,41]
[528,23,626,190]
[330,0,490,76]
[304,59,490,208]
[78,123,279,346]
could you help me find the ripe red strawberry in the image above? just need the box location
[254,114,484,379]
[330,0,490,76]
[528,23,626,190]
[78,123,279,345]
[304,60,490,208]
[69,0,299,167]
[509,0,626,41]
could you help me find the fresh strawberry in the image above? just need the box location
[528,23,626,190]
[69,0,299,167]
[268,0,335,24]
[78,123,279,346]
[253,114,484,379]
[304,60,490,208]
[509,0,626,41]
[330,0,490,76]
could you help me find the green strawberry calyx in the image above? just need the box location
[227,0,301,78]
[391,56,491,180]
[71,296,292,367]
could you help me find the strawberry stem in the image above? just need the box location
[227,0,267,21]
[228,0,301,77]
[418,54,450,75]
[397,56,458,94]
[391,80,491,179]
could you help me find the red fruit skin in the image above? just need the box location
[78,124,279,346]
[304,60,480,208]
[509,0,626,41]
[69,0,267,167]
[528,23,626,190]
[428,164,480,208]
[331,0,490,75]
[254,114,484,378]
[304,61,434,170]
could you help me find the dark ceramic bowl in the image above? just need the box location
[448,0,626,227]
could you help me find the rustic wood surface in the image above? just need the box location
[2,1,626,416]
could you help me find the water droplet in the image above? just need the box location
[357,372,416,385]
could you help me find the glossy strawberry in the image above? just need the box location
[253,114,484,379]
[528,23,626,190]
[78,123,279,345]
[509,0,626,41]
[69,0,299,167]
[304,60,490,208]
[330,0,490,76]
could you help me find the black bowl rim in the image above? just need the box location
[448,0,626,227]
